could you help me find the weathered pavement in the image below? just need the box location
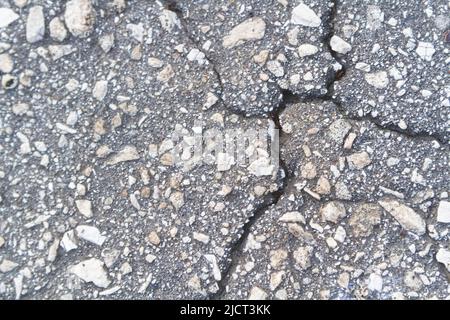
[0,0,449,299]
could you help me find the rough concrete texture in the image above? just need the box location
[0,0,449,300]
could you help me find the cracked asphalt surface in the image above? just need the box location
[0,0,449,300]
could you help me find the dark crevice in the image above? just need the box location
[211,90,303,299]
[322,0,347,100]
[335,103,449,147]
[164,0,227,113]
[211,159,289,299]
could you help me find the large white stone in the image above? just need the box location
[297,44,319,57]
[416,42,435,61]
[223,17,266,48]
[436,248,450,272]
[76,225,106,246]
[437,201,450,223]
[69,258,111,288]
[291,4,321,27]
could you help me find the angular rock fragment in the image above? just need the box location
[330,35,352,54]
[76,225,106,246]
[75,199,93,218]
[49,17,67,41]
[223,17,266,48]
[69,258,111,288]
[248,286,267,300]
[321,201,346,223]
[436,248,450,272]
[26,6,45,43]
[61,230,78,252]
[349,203,382,237]
[0,8,19,28]
[65,0,95,38]
[0,259,19,273]
[291,4,321,27]
[378,199,426,235]
[437,201,450,223]
[106,146,140,165]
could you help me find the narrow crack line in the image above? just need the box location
[323,0,347,99]
[164,0,229,113]
[167,0,283,122]
[336,106,449,147]
[210,108,297,300]
[210,161,290,300]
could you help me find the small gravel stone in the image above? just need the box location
[148,231,160,246]
[278,211,306,224]
[0,53,13,73]
[0,259,19,273]
[364,71,389,89]
[368,273,383,292]
[349,203,382,237]
[248,286,267,300]
[204,254,221,281]
[436,201,450,223]
[330,35,352,54]
[106,146,140,165]
[416,42,435,61]
[293,246,312,270]
[65,0,96,38]
[321,201,347,223]
[193,232,210,244]
[61,230,78,252]
[26,6,45,43]
[99,34,115,53]
[92,80,108,101]
[49,17,67,42]
[75,199,93,218]
[301,161,317,179]
[347,151,371,170]
[297,44,319,57]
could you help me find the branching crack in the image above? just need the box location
[163,0,447,300]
